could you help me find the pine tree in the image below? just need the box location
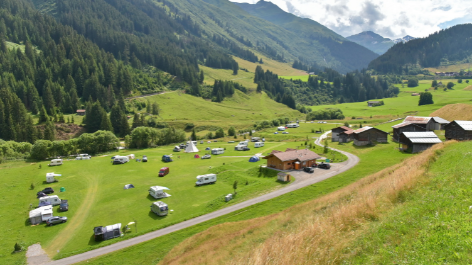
[43,121,55,141]
[132,113,141,128]
[99,112,113,131]
[42,81,56,115]
[199,70,204,84]
[191,129,197,141]
[38,105,49,123]
[120,115,131,137]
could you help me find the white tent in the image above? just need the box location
[185,141,199,153]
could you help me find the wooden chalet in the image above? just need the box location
[399,132,442,153]
[263,148,321,171]
[341,126,388,146]
[403,116,436,131]
[331,126,353,142]
[76,109,86,116]
[431,117,450,130]
[367,101,381,107]
[445,120,472,140]
[392,123,426,142]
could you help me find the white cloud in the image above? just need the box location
[230,0,472,39]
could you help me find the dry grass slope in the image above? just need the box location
[160,142,454,265]
[429,103,472,121]
[464,85,472,91]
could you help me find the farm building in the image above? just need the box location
[263,148,321,171]
[341,126,388,146]
[431,117,450,130]
[277,172,291,182]
[331,126,354,142]
[399,132,442,153]
[403,116,437,131]
[445,120,472,140]
[392,123,426,142]
[367,101,381,107]
[76,109,86,116]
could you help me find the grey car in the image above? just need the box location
[46,216,68,226]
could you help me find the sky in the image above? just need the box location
[230,0,472,39]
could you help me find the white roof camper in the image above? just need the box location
[46,172,61,183]
[149,186,171,199]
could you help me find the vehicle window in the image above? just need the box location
[205,178,208,180]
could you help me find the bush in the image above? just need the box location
[407,78,419,87]
[307,108,344,120]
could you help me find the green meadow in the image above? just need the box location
[310,79,472,119]
[279,75,310,82]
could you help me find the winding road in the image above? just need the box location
[46,131,359,265]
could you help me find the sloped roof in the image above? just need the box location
[333,126,353,132]
[409,138,442,144]
[453,120,472,131]
[403,116,432,124]
[264,149,321,162]
[402,132,438,138]
[431,117,450,124]
[392,122,414,129]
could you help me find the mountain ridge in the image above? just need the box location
[346,31,394,55]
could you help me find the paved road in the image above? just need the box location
[46,133,359,265]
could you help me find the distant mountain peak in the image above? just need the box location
[393,35,416,44]
[346,31,394,55]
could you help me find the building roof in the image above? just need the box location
[453,120,472,131]
[402,132,438,138]
[431,117,450,124]
[332,126,354,132]
[263,149,321,162]
[76,109,86,113]
[403,116,432,124]
[368,101,381,103]
[409,138,443,144]
[392,122,416,129]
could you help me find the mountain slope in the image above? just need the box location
[346,31,394,55]
[232,0,379,72]
[369,24,472,74]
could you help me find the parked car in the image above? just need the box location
[41,187,54,194]
[303,167,314,173]
[282,132,289,134]
[201,154,212,159]
[59,200,69,212]
[142,155,148,162]
[318,163,331,169]
[46,216,67,226]
[36,192,47,199]
[75,154,91,160]
[274,132,278,134]
[311,163,318,168]
[158,167,170,177]
[242,147,251,151]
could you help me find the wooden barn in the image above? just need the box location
[403,116,437,131]
[263,148,321,171]
[76,109,86,116]
[445,120,472,140]
[431,117,450,130]
[392,122,426,142]
[331,126,353,142]
[399,132,442,153]
[342,126,388,146]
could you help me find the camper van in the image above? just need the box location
[151,201,168,216]
[254,142,265,148]
[251,137,261,142]
[76,154,91,160]
[286,123,299,128]
[277,126,286,131]
[49,159,63,166]
[39,195,61,206]
[29,205,53,224]
[149,186,171,199]
[158,167,169,177]
[238,141,249,146]
[113,156,129,164]
[93,223,122,242]
[211,148,225,155]
[173,146,181,152]
[46,172,61,183]
[127,154,135,160]
[234,145,245,151]
[195,174,217,186]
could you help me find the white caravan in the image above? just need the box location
[254,142,265,148]
[127,154,135,160]
[277,126,286,131]
[29,205,53,224]
[238,141,248,146]
[48,159,63,166]
[46,172,61,183]
[76,154,91,160]
[148,186,171,199]
[286,123,299,128]
[234,145,246,151]
[39,195,61,206]
[195,174,217,186]
[113,156,129,164]
[150,201,168,216]
[211,148,225,155]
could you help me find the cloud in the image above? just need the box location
[230,0,472,39]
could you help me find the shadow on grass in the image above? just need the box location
[88,234,102,247]
[148,211,168,220]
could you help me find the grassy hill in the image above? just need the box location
[310,79,472,119]
[429,103,472,121]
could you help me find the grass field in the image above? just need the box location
[75,125,414,264]
[279,75,310,82]
[425,62,472,73]
[311,79,472,119]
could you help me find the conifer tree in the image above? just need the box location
[38,105,49,123]
[42,81,56,115]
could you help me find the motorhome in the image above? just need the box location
[48,159,63,166]
[277,126,286,131]
[238,141,249,146]
[127,154,135,160]
[173,146,181,152]
[39,195,61,206]
[46,172,61,183]
[211,148,225,155]
[254,142,265,148]
[251,137,261,142]
[149,186,171,199]
[76,154,91,160]
[113,156,129,164]
[234,145,246,151]
[150,201,168,216]
[286,124,299,128]
[195,174,217,186]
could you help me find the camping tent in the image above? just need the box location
[205,147,211,151]
[123,184,135,189]
[185,141,199,153]
[249,156,260,162]
[194,154,200,158]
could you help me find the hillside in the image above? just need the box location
[346,31,394,55]
[429,103,472,121]
[369,24,472,74]
[233,0,379,72]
